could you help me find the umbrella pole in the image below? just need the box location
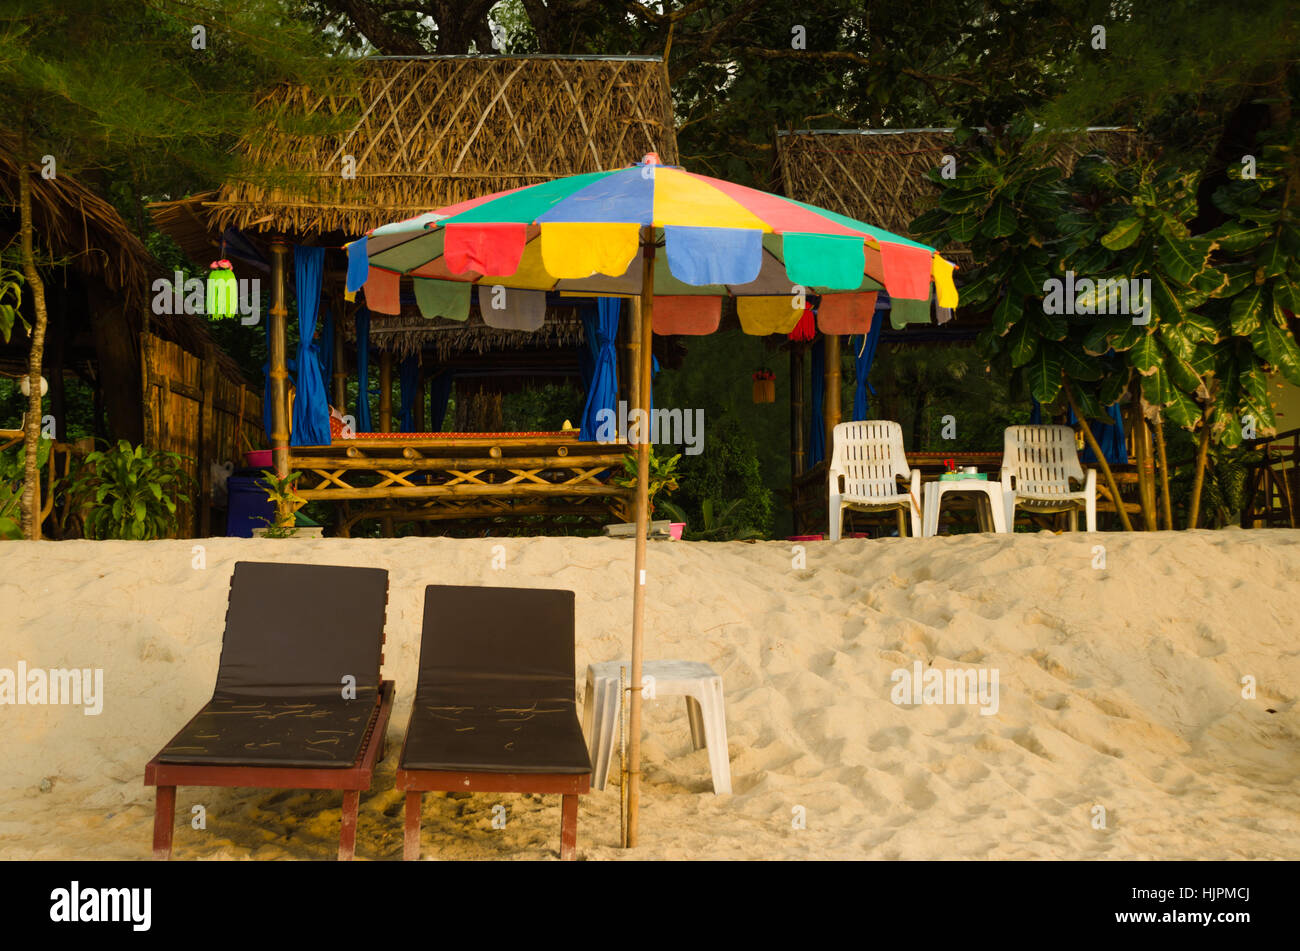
[626,229,655,847]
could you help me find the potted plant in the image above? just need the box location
[606,449,683,538]
[252,469,321,538]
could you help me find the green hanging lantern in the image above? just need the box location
[206,258,238,319]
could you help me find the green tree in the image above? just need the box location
[0,0,340,538]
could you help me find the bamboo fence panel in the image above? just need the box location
[143,331,264,537]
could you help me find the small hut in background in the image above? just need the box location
[151,55,679,535]
[0,136,261,538]
[775,127,1139,532]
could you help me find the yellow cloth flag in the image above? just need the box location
[737,295,804,335]
[540,223,640,279]
[932,255,959,308]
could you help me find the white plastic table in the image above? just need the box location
[583,659,731,795]
[922,478,1009,537]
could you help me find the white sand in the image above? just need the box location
[1,529,1297,860]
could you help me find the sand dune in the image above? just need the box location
[1,529,1297,859]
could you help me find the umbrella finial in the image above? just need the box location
[641,152,661,166]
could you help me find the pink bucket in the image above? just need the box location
[244,449,273,468]
[787,534,824,542]
[669,522,685,540]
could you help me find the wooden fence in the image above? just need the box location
[142,330,264,537]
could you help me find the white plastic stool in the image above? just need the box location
[583,659,732,795]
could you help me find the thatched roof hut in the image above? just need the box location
[150,54,681,434]
[152,55,678,261]
[775,127,1138,267]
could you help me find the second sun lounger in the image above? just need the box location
[144,561,393,860]
[396,585,592,860]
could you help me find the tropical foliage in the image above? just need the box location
[68,441,191,540]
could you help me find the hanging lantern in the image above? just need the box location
[206,258,238,319]
[752,367,775,404]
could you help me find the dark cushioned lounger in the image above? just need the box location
[397,585,592,860]
[144,561,394,860]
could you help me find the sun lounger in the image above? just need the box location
[144,561,394,860]
[396,585,592,860]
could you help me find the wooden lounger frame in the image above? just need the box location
[395,760,590,861]
[144,681,395,861]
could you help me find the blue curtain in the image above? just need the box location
[399,355,419,433]
[290,247,331,446]
[810,338,825,465]
[851,309,885,421]
[1069,402,1127,465]
[429,370,454,431]
[354,307,373,432]
[579,298,620,440]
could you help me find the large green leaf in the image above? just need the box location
[1082,316,1133,355]
[1163,387,1202,430]
[1229,283,1268,335]
[1109,320,1149,352]
[1098,368,1130,407]
[1059,345,1103,382]
[948,214,980,243]
[980,200,1019,239]
[1023,347,1063,404]
[1256,235,1288,280]
[1100,217,1143,250]
[1009,253,1049,297]
[1157,236,1214,286]
[992,292,1023,336]
[1240,364,1275,432]
[1273,279,1300,314]
[1008,314,1038,367]
[1139,364,1175,407]
[1129,334,1161,375]
[1180,310,1220,345]
[938,188,990,215]
[1250,309,1300,385]
[1204,220,1272,253]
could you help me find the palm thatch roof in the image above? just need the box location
[775,127,1139,264]
[351,308,587,362]
[151,54,678,257]
[0,132,152,302]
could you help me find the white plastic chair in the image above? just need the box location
[828,420,921,540]
[1000,425,1097,532]
[584,660,731,795]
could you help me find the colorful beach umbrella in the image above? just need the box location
[350,154,958,846]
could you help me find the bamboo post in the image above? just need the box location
[823,334,841,461]
[1188,401,1213,529]
[199,342,216,537]
[619,663,628,849]
[1152,410,1173,530]
[1064,379,1133,532]
[1132,384,1157,530]
[790,344,806,534]
[379,351,393,433]
[626,227,654,848]
[268,238,291,481]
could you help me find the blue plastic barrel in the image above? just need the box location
[225,470,275,537]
